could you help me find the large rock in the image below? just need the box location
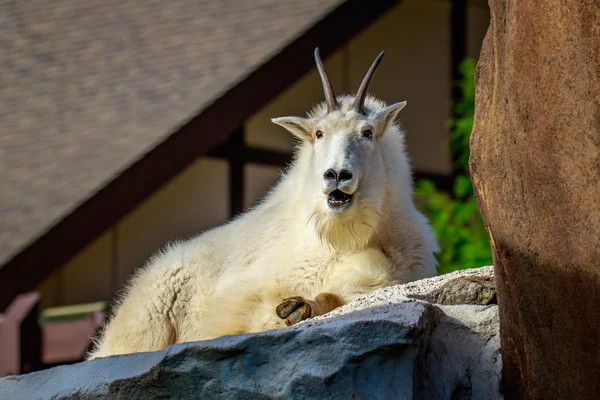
[469,1,600,399]
[0,267,501,399]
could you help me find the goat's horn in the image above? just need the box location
[314,48,339,113]
[352,51,385,113]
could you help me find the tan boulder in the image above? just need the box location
[469,1,600,399]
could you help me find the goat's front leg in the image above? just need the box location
[275,292,344,326]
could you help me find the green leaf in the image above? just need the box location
[453,175,473,198]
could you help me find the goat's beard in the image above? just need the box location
[309,198,381,252]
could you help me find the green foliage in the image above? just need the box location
[414,58,493,275]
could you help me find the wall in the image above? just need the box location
[37,157,230,307]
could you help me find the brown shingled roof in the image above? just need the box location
[0,0,347,266]
[0,0,401,309]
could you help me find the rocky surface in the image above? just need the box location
[469,1,600,398]
[0,267,502,399]
[436,276,496,306]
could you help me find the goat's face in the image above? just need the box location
[314,108,377,212]
[273,96,406,220]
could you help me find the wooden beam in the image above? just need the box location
[210,143,292,167]
[229,129,245,217]
[212,142,453,193]
[216,142,454,190]
[242,147,293,167]
[450,0,467,179]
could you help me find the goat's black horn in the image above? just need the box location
[352,51,385,113]
[314,48,339,113]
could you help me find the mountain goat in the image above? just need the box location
[87,48,439,359]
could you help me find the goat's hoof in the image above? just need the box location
[276,297,312,326]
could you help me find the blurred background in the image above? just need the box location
[0,0,491,376]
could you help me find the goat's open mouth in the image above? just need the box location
[327,190,353,208]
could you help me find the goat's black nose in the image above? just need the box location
[338,169,353,182]
[324,169,337,181]
[324,169,353,183]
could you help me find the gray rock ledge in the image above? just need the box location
[0,266,502,400]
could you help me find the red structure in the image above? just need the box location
[0,293,105,377]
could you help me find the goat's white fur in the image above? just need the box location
[87,93,439,360]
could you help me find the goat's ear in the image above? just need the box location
[374,101,407,135]
[271,116,313,142]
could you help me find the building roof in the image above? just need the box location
[0,0,345,267]
[0,0,401,309]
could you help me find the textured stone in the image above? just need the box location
[0,267,502,399]
[469,1,600,398]
[437,276,497,305]
[416,304,501,400]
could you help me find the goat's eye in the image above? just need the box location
[315,130,324,139]
[363,129,373,139]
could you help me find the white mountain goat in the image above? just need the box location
[87,49,439,359]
